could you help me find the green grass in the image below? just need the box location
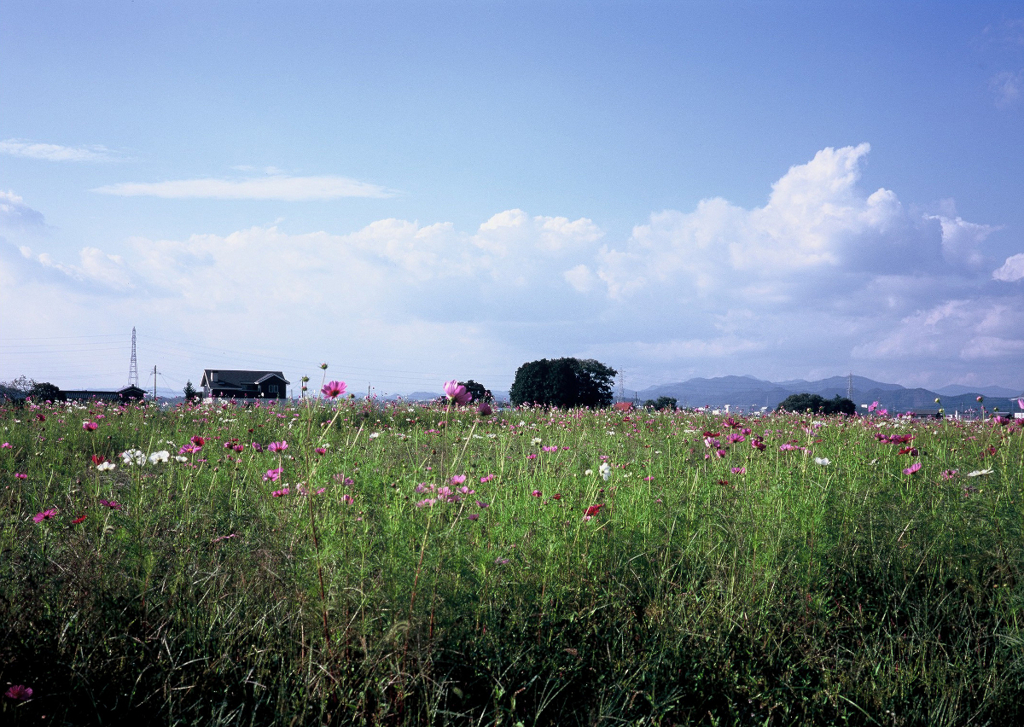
[1,398,1023,725]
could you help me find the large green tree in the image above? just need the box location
[509,358,617,408]
[777,393,855,415]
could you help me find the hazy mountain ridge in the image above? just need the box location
[636,376,1022,413]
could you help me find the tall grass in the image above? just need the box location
[1,397,1022,725]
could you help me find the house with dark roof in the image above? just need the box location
[63,385,147,402]
[201,370,290,399]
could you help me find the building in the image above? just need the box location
[63,385,147,402]
[201,370,290,399]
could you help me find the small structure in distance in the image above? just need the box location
[201,370,290,399]
[63,385,147,402]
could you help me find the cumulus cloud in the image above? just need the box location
[4,144,1022,390]
[92,174,396,201]
[993,253,1024,282]
[0,139,118,162]
[0,191,45,228]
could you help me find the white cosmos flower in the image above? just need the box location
[174,455,188,462]
[122,449,146,466]
[585,469,594,476]
[814,457,830,466]
[531,437,542,445]
[369,432,380,439]
[96,461,116,471]
[966,469,994,477]
[599,462,612,481]
[148,450,170,464]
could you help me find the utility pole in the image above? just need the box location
[619,369,625,403]
[152,365,158,401]
[848,373,853,400]
[128,327,139,387]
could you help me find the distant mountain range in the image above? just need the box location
[633,375,1023,414]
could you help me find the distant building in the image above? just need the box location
[63,385,147,402]
[201,370,290,399]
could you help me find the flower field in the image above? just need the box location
[2,393,1023,725]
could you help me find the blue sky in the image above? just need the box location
[2,1,1023,396]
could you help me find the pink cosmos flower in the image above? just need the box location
[314,447,327,455]
[322,380,347,399]
[416,498,437,508]
[83,421,98,431]
[868,401,878,413]
[99,499,121,510]
[271,487,289,497]
[1,442,11,449]
[450,474,467,485]
[1018,398,1024,410]
[941,469,958,480]
[476,500,489,508]
[443,380,472,405]
[643,475,654,481]
[731,467,746,474]
[263,467,284,482]
[726,433,745,444]
[341,494,355,505]
[479,474,495,483]
[267,441,288,453]
[903,462,922,475]
[4,684,32,701]
[531,489,542,497]
[467,513,480,521]
[15,472,27,479]
[33,509,57,523]
[527,453,537,460]
[542,446,558,452]
[415,483,434,494]
[477,401,493,416]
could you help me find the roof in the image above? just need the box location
[202,370,290,386]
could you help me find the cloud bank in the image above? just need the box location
[3,144,1023,390]
[92,174,395,201]
[0,139,118,162]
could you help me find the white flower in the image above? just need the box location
[121,449,146,466]
[814,457,830,466]
[606,431,616,436]
[585,469,594,476]
[96,461,116,471]
[174,455,188,462]
[531,437,542,445]
[368,432,380,439]
[599,462,612,481]
[966,469,994,477]
[148,450,170,465]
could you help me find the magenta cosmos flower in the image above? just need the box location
[33,509,57,523]
[443,380,472,405]
[322,380,347,399]
[263,467,284,482]
[903,462,922,475]
[4,684,32,701]
[267,441,288,453]
[82,421,98,431]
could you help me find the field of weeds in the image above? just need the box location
[2,393,1023,725]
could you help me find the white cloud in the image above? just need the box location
[4,144,1022,391]
[92,174,395,200]
[0,139,118,162]
[990,70,1024,106]
[993,253,1024,281]
[0,191,45,228]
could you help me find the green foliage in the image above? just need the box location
[777,392,855,415]
[1,400,1022,725]
[183,380,201,402]
[27,381,64,402]
[509,357,617,408]
[458,379,491,403]
[643,396,677,410]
